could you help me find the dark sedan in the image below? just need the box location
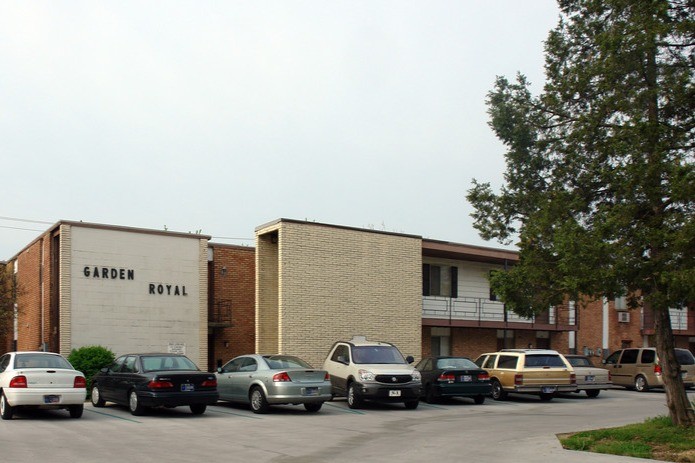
[415,356,491,404]
[91,354,218,416]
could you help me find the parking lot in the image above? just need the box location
[0,389,682,462]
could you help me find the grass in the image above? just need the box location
[558,416,695,462]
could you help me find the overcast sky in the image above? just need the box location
[0,1,560,260]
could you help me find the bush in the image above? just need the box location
[68,345,115,396]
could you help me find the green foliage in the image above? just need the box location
[0,265,17,338]
[68,345,115,393]
[559,415,695,460]
[467,0,694,314]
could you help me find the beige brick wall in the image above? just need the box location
[256,220,422,367]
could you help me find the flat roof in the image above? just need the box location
[422,238,518,265]
[255,218,422,240]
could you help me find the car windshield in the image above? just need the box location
[14,353,73,369]
[567,357,593,367]
[264,355,313,369]
[676,349,695,366]
[141,355,199,372]
[352,346,405,364]
[524,355,566,367]
[435,358,477,369]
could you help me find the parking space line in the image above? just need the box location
[85,409,142,423]
[207,407,263,419]
[417,403,449,410]
[323,403,366,415]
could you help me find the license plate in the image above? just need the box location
[389,390,401,397]
[303,387,319,396]
[44,395,60,404]
[541,386,556,394]
[585,375,595,382]
[181,383,194,392]
[461,375,472,382]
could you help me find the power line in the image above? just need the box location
[0,225,45,232]
[0,216,53,225]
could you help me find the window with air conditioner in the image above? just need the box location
[618,312,630,323]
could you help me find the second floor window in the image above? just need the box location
[422,264,457,297]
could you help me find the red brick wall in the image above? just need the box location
[14,238,44,351]
[208,244,255,370]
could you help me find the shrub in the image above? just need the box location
[68,345,115,396]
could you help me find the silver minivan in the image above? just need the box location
[603,347,695,392]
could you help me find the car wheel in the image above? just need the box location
[586,390,600,398]
[190,404,207,415]
[304,402,322,413]
[491,379,507,400]
[347,382,363,409]
[635,375,649,392]
[404,400,419,410]
[250,387,270,414]
[0,393,14,420]
[424,384,437,404]
[69,404,84,418]
[474,395,485,405]
[128,390,146,416]
[539,392,554,401]
[91,384,105,407]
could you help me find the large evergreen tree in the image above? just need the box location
[468,0,694,426]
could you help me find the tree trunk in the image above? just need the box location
[650,300,695,427]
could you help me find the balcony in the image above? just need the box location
[422,296,577,331]
[641,307,694,336]
[209,299,233,329]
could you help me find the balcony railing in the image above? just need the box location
[641,307,691,333]
[422,296,577,328]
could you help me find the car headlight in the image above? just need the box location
[411,370,421,382]
[358,369,375,381]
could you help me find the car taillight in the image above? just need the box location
[324,372,330,381]
[9,375,27,388]
[437,373,455,383]
[477,372,490,381]
[148,379,174,389]
[514,374,523,385]
[74,376,87,388]
[201,379,217,387]
[273,372,292,382]
[570,373,576,385]
[654,364,662,375]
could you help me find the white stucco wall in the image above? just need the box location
[65,226,207,367]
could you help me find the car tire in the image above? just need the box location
[474,395,485,405]
[250,387,270,414]
[0,393,14,420]
[491,379,507,400]
[91,384,105,407]
[128,390,146,416]
[404,400,419,410]
[69,404,84,418]
[424,385,437,404]
[347,382,363,409]
[539,392,554,401]
[304,402,322,413]
[190,404,207,415]
[635,375,649,392]
[586,390,600,398]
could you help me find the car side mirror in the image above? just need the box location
[406,355,415,364]
[100,367,109,373]
[216,367,223,373]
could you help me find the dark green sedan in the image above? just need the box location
[415,356,492,404]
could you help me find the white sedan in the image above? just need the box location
[0,351,87,420]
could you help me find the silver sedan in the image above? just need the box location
[215,354,332,413]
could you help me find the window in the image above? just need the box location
[620,349,639,364]
[265,355,313,369]
[331,345,350,363]
[524,355,565,367]
[431,336,451,357]
[221,357,246,373]
[497,355,518,369]
[109,356,126,373]
[604,351,621,365]
[239,357,257,372]
[422,264,457,297]
[0,354,9,372]
[436,358,477,369]
[352,346,405,364]
[567,357,593,368]
[122,356,138,373]
[676,349,695,366]
[640,350,656,364]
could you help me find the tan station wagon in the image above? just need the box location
[474,349,576,401]
[603,347,695,392]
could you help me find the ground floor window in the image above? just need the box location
[431,327,451,356]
